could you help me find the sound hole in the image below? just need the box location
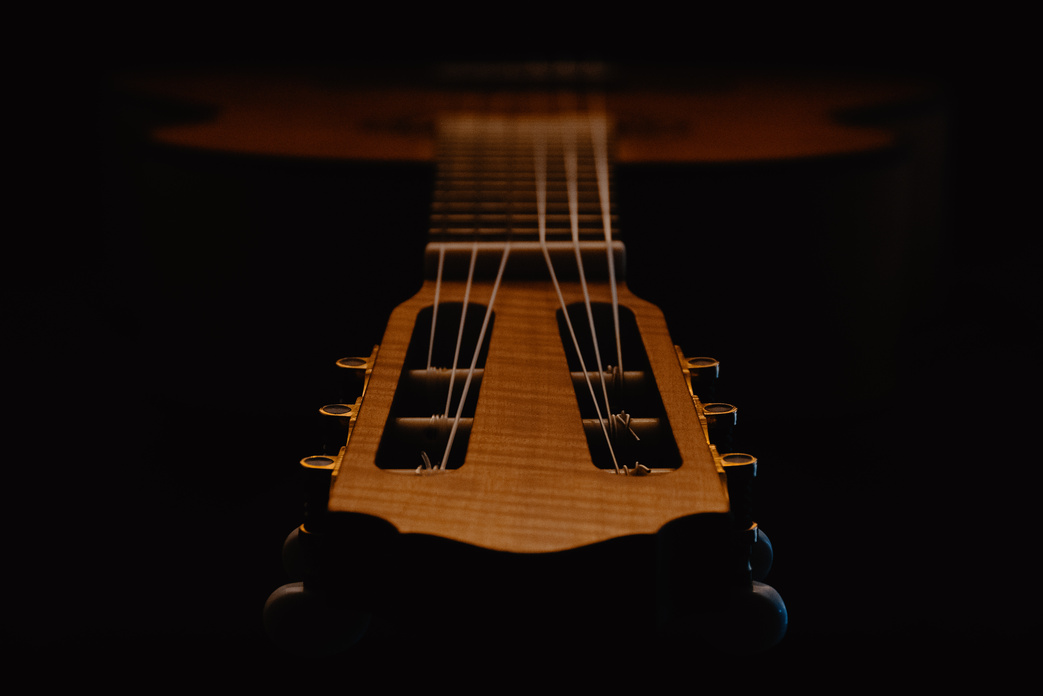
[375,303,493,470]
[556,303,681,472]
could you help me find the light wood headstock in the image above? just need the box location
[115,64,933,656]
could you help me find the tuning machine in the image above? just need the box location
[264,347,382,656]
[302,346,380,529]
[718,452,774,582]
[277,348,380,587]
[672,347,786,651]
[678,351,771,579]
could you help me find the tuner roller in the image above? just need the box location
[720,452,755,529]
[686,356,719,400]
[704,403,738,452]
[336,355,370,403]
[300,455,336,527]
[318,403,353,455]
[263,582,371,657]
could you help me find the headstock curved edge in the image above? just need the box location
[328,278,729,554]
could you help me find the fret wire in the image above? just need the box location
[431,116,620,249]
[434,115,517,470]
[534,115,623,475]
[432,214,612,224]
[431,112,630,474]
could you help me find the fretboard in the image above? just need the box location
[424,114,623,281]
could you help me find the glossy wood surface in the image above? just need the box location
[329,277,728,552]
[112,65,932,555]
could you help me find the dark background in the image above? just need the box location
[13,9,1036,690]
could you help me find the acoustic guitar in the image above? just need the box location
[119,62,930,657]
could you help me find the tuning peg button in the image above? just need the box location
[263,581,371,657]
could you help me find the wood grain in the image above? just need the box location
[328,278,729,553]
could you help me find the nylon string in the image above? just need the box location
[536,117,622,474]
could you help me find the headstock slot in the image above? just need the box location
[374,302,494,470]
[556,301,681,472]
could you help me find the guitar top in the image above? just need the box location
[120,63,927,163]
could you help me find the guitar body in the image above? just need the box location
[114,63,937,657]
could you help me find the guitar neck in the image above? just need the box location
[425,114,624,282]
[326,110,730,553]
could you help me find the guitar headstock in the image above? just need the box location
[324,274,732,552]
[260,110,789,656]
[152,69,933,656]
